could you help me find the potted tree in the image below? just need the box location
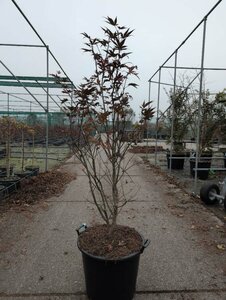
[215,88,226,167]
[25,127,40,176]
[162,87,190,169]
[189,89,225,179]
[0,117,20,192]
[56,17,154,300]
[14,122,33,178]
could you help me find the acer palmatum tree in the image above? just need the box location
[55,17,154,227]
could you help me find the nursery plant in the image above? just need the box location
[162,87,190,169]
[56,17,154,300]
[215,88,226,144]
[190,89,225,155]
[24,127,40,176]
[189,89,226,179]
[29,128,35,166]
[215,88,226,104]
[0,116,20,191]
[19,122,29,172]
[13,122,35,178]
[0,116,16,177]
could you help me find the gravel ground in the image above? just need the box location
[138,149,226,223]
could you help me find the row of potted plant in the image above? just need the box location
[0,117,39,195]
[162,86,226,179]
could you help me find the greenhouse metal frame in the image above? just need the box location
[0,0,75,171]
[148,0,226,193]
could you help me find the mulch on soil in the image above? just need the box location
[78,224,143,259]
[0,170,76,211]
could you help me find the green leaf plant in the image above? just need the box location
[162,87,190,153]
[189,89,226,155]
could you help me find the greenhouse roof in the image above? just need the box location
[0,75,71,89]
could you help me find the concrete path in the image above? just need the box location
[0,155,226,299]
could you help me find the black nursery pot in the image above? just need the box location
[14,170,33,179]
[0,166,13,177]
[190,159,211,180]
[77,225,149,300]
[166,153,185,170]
[0,176,21,193]
[25,166,40,176]
[223,152,226,168]
[0,185,6,199]
[0,148,6,159]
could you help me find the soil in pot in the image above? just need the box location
[78,224,143,259]
[78,224,145,300]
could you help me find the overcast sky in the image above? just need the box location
[0,0,225,116]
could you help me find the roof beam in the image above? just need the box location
[0,81,63,88]
[0,75,71,83]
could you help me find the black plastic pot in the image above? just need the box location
[0,149,6,159]
[0,166,14,177]
[190,159,211,180]
[166,153,185,170]
[14,170,33,178]
[25,166,39,176]
[0,176,21,193]
[77,224,149,300]
[223,152,226,168]
[0,185,5,199]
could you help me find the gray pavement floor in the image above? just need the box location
[0,155,226,300]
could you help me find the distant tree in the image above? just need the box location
[125,108,135,129]
[27,112,38,126]
[51,112,65,126]
[0,117,17,177]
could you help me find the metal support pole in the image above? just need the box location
[193,17,207,194]
[147,80,152,142]
[6,93,10,177]
[169,50,178,172]
[145,81,152,158]
[45,46,49,172]
[148,0,222,83]
[155,68,161,165]
[7,93,9,116]
[148,81,151,102]
[0,60,46,111]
